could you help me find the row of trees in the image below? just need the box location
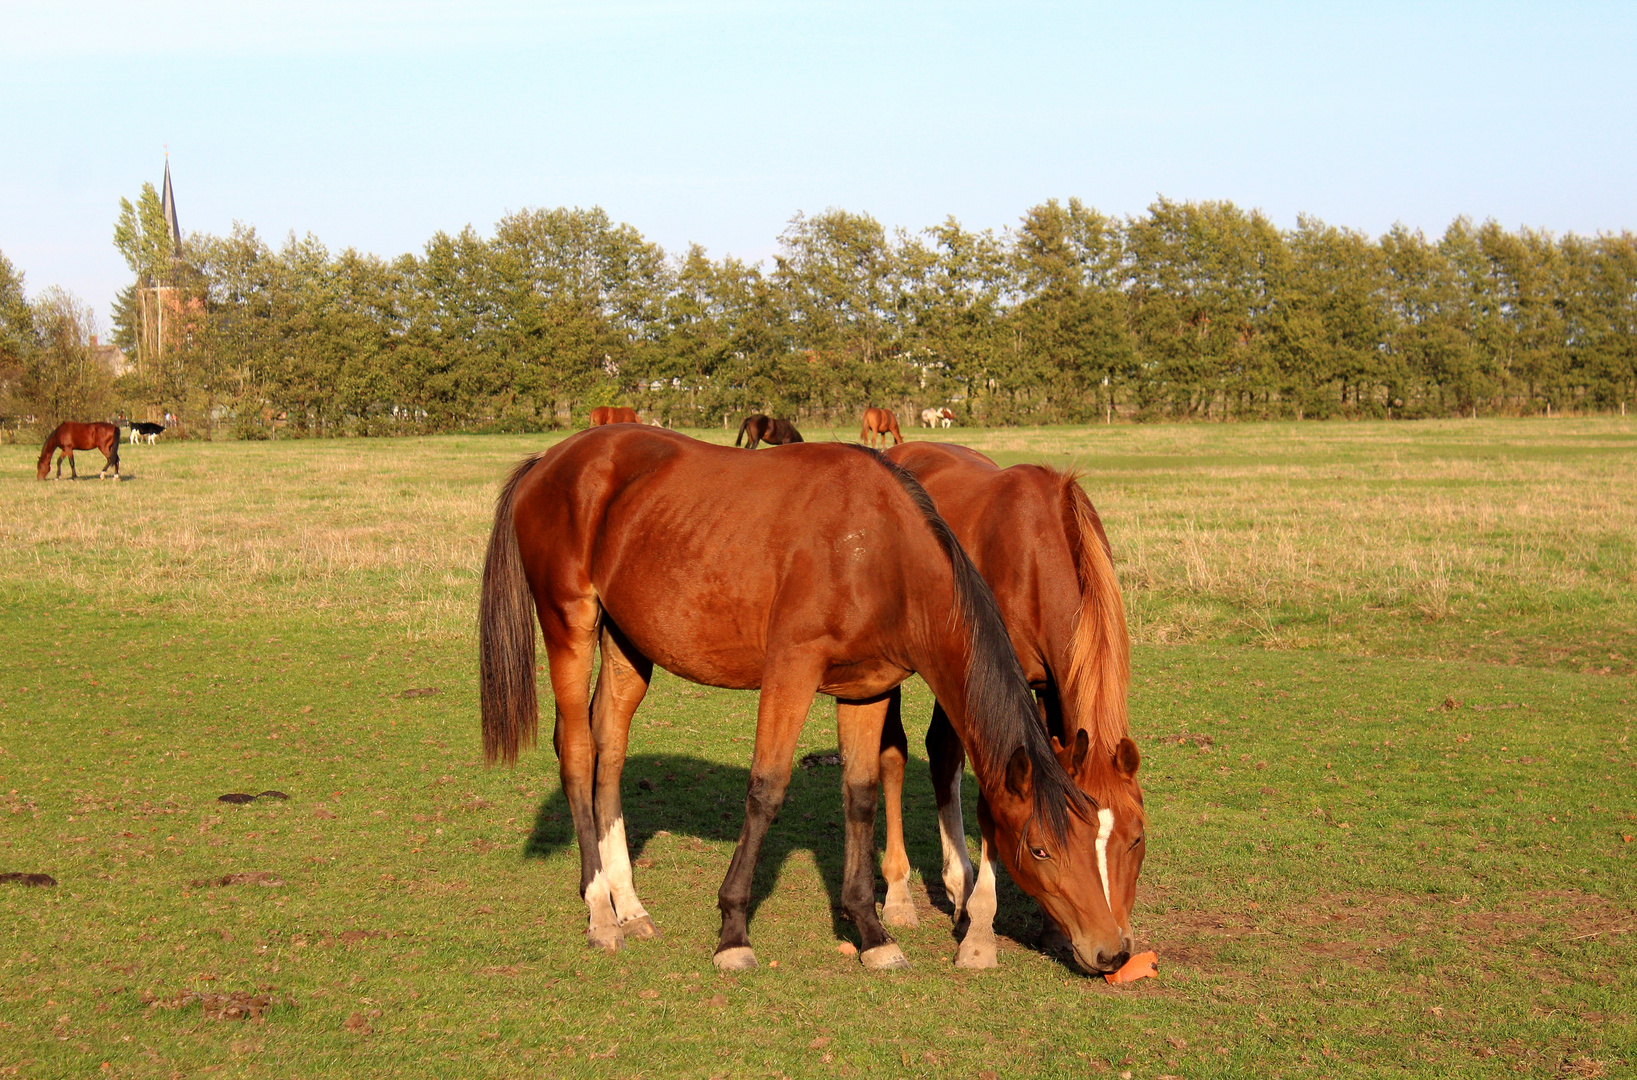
[5,194,1636,437]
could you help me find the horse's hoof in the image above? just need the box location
[955,936,998,970]
[620,914,661,941]
[586,926,624,953]
[712,946,757,971]
[881,899,919,928]
[860,943,911,971]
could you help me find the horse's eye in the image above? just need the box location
[1029,846,1050,861]
[1129,835,1145,851]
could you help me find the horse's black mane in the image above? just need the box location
[847,444,1090,843]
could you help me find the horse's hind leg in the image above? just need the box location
[543,599,621,951]
[713,658,820,971]
[877,689,917,928]
[590,620,659,941]
[837,694,910,970]
[926,703,976,926]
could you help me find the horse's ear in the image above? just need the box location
[1113,737,1140,778]
[1005,745,1032,797]
[1051,729,1091,775]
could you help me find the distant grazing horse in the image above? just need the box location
[589,406,639,426]
[480,427,1131,974]
[129,421,166,445]
[37,421,121,481]
[919,407,956,429]
[859,406,902,448]
[883,441,1142,968]
[734,414,804,449]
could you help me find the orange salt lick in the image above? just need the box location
[1104,951,1158,984]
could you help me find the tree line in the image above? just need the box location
[3,191,1634,438]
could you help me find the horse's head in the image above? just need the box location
[988,730,1144,975]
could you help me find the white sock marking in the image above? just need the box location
[1095,808,1115,913]
[597,815,649,923]
[936,773,975,912]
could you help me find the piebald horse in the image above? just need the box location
[589,406,639,426]
[882,441,1143,969]
[860,406,903,449]
[734,414,804,450]
[37,421,121,480]
[480,427,1130,974]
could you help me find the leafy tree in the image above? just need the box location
[0,250,33,422]
[1126,199,1281,420]
[14,288,113,430]
[1270,216,1392,417]
[1381,224,1481,415]
[1009,199,1135,422]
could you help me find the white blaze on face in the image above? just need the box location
[1095,807,1115,913]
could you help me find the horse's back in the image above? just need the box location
[513,428,940,688]
[888,442,1079,677]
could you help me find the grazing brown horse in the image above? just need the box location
[480,427,1131,974]
[734,414,804,449]
[37,421,121,480]
[881,441,1143,969]
[859,406,903,448]
[589,406,639,426]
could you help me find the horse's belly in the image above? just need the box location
[598,590,768,691]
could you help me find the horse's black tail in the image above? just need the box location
[734,417,750,447]
[109,430,120,472]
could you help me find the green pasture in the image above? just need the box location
[1,418,1633,1078]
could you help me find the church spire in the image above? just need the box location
[160,149,181,254]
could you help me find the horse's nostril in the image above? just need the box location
[1103,949,1131,971]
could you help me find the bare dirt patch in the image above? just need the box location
[190,871,285,888]
[142,988,288,1021]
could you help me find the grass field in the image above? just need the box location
[1,418,1633,1079]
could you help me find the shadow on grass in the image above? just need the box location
[522,751,1052,959]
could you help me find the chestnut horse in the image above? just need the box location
[37,421,121,480]
[589,406,639,426]
[882,441,1143,969]
[734,414,804,450]
[859,406,903,448]
[480,427,1130,974]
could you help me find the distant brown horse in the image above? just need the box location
[480,427,1131,974]
[734,414,804,449]
[37,421,121,480]
[589,406,639,426]
[859,406,902,448]
[882,441,1142,968]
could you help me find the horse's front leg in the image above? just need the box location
[954,792,1002,970]
[838,694,910,970]
[877,688,917,928]
[926,703,976,926]
[713,660,818,971]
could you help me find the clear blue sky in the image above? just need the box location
[3,1,1634,324]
